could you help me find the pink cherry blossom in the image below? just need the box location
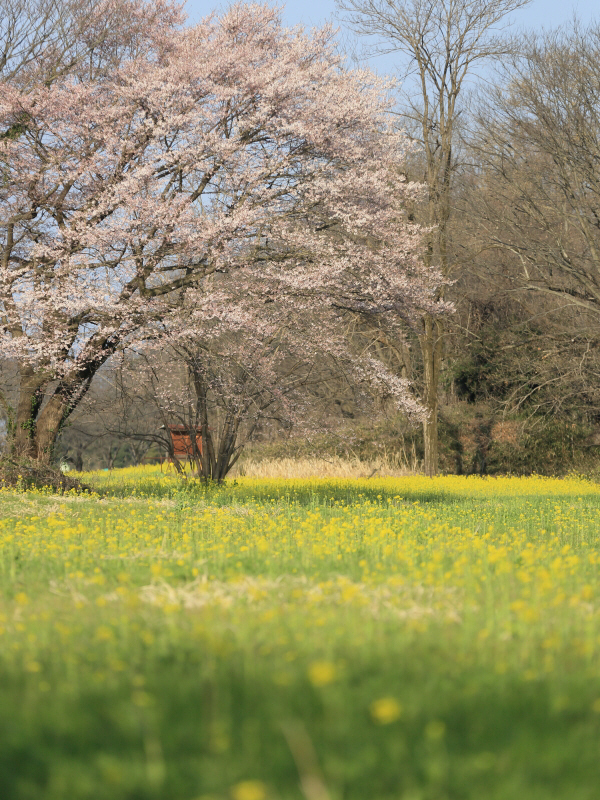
[0,2,447,461]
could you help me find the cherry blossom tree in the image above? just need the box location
[0,2,445,464]
[0,0,184,457]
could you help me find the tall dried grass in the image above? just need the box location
[232,456,417,479]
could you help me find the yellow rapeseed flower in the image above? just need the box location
[307,660,336,687]
[370,697,402,724]
[230,780,267,800]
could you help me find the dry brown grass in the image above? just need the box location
[231,456,416,479]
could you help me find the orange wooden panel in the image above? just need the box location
[168,426,203,457]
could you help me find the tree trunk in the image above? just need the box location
[12,365,71,463]
[34,394,68,462]
[422,413,438,478]
[74,448,83,472]
[420,314,443,477]
[13,364,43,457]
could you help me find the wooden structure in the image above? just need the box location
[165,425,203,460]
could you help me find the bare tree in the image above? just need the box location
[336,0,531,475]
[103,330,365,482]
[471,22,600,329]
[55,361,158,470]
[0,0,181,88]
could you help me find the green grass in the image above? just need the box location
[2,471,600,799]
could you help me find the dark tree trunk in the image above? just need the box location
[420,314,443,477]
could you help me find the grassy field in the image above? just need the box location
[3,468,600,799]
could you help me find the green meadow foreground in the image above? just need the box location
[3,471,600,799]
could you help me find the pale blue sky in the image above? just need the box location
[184,0,599,75]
